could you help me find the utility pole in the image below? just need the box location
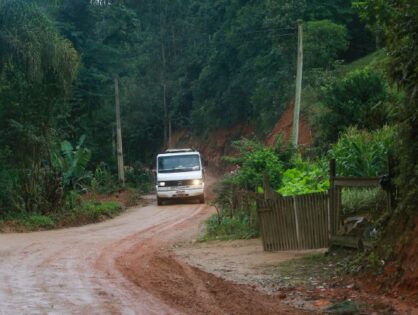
[168,112,172,149]
[114,76,125,186]
[163,83,169,148]
[292,19,304,148]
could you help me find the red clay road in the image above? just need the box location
[0,199,303,314]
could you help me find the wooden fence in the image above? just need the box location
[250,159,392,252]
[256,192,332,251]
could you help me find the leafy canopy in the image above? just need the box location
[328,126,395,177]
[278,156,329,196]
[315,68,388,144]
[225,139,284,190]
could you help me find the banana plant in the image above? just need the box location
[52,135,92,189]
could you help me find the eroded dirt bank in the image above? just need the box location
[0,198,302,314]
[115,207,303,315]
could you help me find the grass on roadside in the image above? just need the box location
[342,187,387,218]
[200,213,259,241]
[57,200,124,227]
[0,200,124,232]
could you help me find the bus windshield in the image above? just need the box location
[158,154,201,173]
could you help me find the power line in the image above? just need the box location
[236,27,296,35]
[140,26,297,44]
[73,86,113,98]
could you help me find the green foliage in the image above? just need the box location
[356,0,418,219]
[329,126,395,176]
[52,135,92,189]
[0,0,389,224]
[315,68,389,144]
[21,215,55,231]
[0,0,79,85]
[205,174,259,241]
[79,201,123,220]
[278,157,329,196]
[0,0,79,214]
[225,139,284,190]
[0,157,22,215]
[342,250,385,275]
[304,20,349,69]
[202,213,259,241]
[90,163,117,194]
[0,214,55,231]
[338,49,388,76]
[63,190,82,210]
[189,0,303,133]
[56,200,123,228]
[211,175,235,211]
[125,163,154,193]
[0,200,124,232]
[342,188,387,217]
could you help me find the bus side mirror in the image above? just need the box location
[203,160,209,167]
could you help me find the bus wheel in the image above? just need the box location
[199,195,205,204]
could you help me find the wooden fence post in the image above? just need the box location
[263,174,271,200]
[293,196,301,248]
[328,159,337,237]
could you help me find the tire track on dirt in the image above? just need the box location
[0,202,204,314]
[115,205,305,315]
[0,199,303,314]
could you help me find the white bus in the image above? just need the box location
[155,149,205,205]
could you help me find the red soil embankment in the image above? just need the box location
[171,102,314,171]
[265,102,314,147]
[171,123,255,172]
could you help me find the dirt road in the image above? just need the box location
[0,198,301,315]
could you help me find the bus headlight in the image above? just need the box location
[158,182,166,187]
[192,179,203,186]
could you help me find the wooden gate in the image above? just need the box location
[255,159,392,251]
[257,192,333,251]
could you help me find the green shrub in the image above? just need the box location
[0,164,23,215]
[278,156,329,196]
[202,213,259,241]
[208,174,260,241]
[342,188,387,217]
[304,20,349,69]
[225,139,284,190]
[64,190,82,210]
[315,68,389,144]
[329,126,395,176]
[90,163,117,194]
[212,175,235,211]
[58,200,124,227]
[21,215,55,230]
[81,201,123,219]
[0,200,124,232]
[125,163,154,193]
[51,135,92,190]
[0,214,55,232]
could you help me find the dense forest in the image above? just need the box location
[0,0,417,280]
[0,0,377,214]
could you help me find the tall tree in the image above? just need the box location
[0,0,79,212]
[356,0,418,218]
[57,0,141,165]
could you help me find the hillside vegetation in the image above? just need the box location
[0,0,417,293]
[0,0,375,218]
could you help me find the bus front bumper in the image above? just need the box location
[156,187,204,199]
